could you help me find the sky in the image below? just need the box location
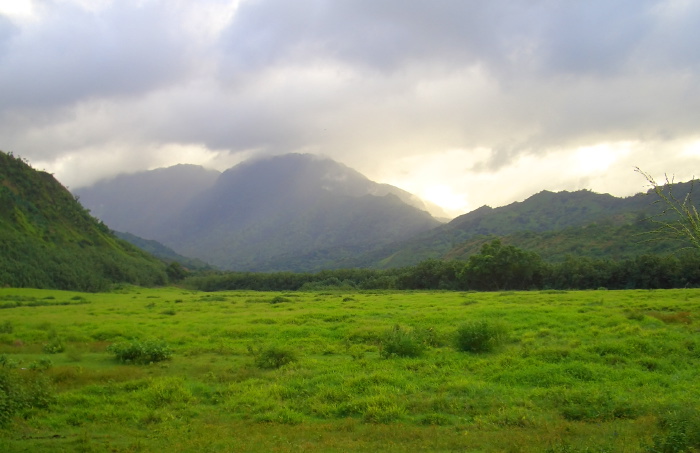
[1,0,699,217]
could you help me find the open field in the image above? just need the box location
[1,286,699,452]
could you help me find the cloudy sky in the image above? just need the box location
[1,0,699,217]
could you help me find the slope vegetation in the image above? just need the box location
[0,151,168,290]
[350,185,695,268]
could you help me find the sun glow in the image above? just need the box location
[0,0,34,18]
[422,185,469,215]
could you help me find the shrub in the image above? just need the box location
[28,358,53,371]
[270,296,291,304]
[646,406,700,453]
[454,320,509,353]
[379,325,426,358]
[252,345,298,369]
[0,357,53,427]
[107,339,173,364]
[143,377,192,409]
[42,337,65,354]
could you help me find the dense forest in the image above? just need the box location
[182,239,700,292]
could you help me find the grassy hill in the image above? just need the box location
[0,151,168,291]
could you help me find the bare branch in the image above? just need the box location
[635,167,700,249]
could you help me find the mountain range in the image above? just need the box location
[344,186,689,268]
[74,153,694,271]
[75,154,443,271]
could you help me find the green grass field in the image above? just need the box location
[1,286,699,452]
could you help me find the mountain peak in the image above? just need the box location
[75,153,441,271]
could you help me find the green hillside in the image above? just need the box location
[349,185,696,268]
[444,217,688,263]
[0,151,168,291]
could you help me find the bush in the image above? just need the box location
[42,337,65,354]
[270,296,291,304]
[646,406,700,453]
[0,356,53,427]
[379,325,426,358]
[107,339,173,364]
[454,320,509,353]
[252,345,298,369]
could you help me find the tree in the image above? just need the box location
[636,168,700,249]
[459,239,544,291]
[165,262,188,282]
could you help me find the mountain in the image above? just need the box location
[0,151,168,291]
[75,164,220,241]
[443,220,687,263]
[113,231,212,270]
[346,184,695,268]
[76,154,442,271]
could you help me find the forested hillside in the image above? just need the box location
[349,184,696,268]
[0,151,168,291]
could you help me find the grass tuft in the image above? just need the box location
[454,320,509,353]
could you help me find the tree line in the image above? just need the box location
[182,239,700,292]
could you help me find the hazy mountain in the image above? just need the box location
[76,154,442,271]
[114,231,212,270]
[0,151,168,290]
[75,164,220,240]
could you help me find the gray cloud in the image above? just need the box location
[1,0,699,212]
[0,14,19,56]
[0,1,195,109]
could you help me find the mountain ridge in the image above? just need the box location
[76,153,442,271]
[74,152,699,271]
[342,183,694,268]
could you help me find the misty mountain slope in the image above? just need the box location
[77,154,442,271]
[114,231,212,270]
[74,164,220,240]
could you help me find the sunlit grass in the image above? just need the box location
[0,286,699,451]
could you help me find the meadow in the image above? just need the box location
[0,286,699,452]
